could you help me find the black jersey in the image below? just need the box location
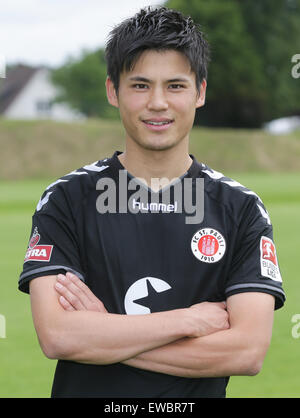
[19,151,285,398]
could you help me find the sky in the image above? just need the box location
[0,0,163,68]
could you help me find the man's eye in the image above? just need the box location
[133,84,148,89]
[169,84,184,89]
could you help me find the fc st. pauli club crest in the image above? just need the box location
[191,228,226,263]
[24,227,53,263]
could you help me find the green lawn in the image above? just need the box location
[0,174,299,397]
[0,118,299,180]
[225,173,300,397]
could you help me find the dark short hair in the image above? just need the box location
[105,6,210,93]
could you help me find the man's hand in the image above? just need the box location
[55,273,229,337]
[55,272,107,313]
[187,301,229,337]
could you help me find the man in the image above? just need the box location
[19,7,285,398]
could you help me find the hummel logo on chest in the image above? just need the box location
[132,198,178,213]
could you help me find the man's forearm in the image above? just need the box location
[41,308,194,364]
[45,274,230,366]
[31,276,196,365]
[123,327,263,378]
[123,293,275,378]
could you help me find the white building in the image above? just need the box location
[0,64,85,121]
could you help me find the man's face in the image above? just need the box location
[106,49,206,152]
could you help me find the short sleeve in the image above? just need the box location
[18,183,85,294]
[225,198,285,310]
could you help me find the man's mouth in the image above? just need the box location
[142,119,174,130]
[145,120,172,126]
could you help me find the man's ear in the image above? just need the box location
[195,79,207,109]
[106,77,119,108]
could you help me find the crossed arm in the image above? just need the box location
[29,272,275,378]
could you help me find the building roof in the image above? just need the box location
[0,64,39,114]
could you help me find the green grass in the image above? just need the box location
[0,117,299,180]
[0,179,56,397]
[224,173,300,397]
[0,174,299,397]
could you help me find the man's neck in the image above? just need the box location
[118,143,193,192]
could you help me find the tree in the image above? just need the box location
[51,49,118,119]
[237,0,300,120]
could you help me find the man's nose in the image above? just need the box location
[147,87,169,111]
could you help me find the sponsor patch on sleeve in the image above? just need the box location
[260,236,282,282]
[24,227,53,263]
